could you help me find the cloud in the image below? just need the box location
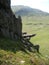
[11,0,49,13]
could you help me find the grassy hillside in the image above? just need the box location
[0,5,49,65]
[0,37,49,65]
[11,5,49,64]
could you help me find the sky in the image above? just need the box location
[11,0,49,13]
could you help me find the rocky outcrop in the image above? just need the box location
[0,0,10,9]
[0,0,22,39]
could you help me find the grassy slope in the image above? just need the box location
[0,6,49,65]
[22,15,49,55]
[0,37,49,65]
[21,8,49,64]
[22,15,49,64]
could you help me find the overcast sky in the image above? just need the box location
[11,0,49,13]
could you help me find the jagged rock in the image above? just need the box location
[0,0,10,9]
[0,0,22,39]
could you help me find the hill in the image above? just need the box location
[11,5,49,16]
[11,6,49,63]
[11,5,49,34]
[0,5,49,65]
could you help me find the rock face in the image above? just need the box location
[0,0,22,39]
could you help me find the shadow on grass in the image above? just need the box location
[0,37,30,54]
[0,36,40,55]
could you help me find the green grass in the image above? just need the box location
[0,5,49,65]
[0,37,49,65]
[0,37,30,65]
[30,27,49,55]
[0,15,49,65]
[22,15,49,53]
[22,15,49,64]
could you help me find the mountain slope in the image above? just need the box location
[11,5,49,16]
[0,5,49,65]
[11,5,49,34]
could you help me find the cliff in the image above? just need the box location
[0,0,22,39]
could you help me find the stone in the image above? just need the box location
[0,0,10,9]
[0,0,22,39]
[20,60,25,64]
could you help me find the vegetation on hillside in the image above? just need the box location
[11,5,49,65]
[0,5,49,65]
[0,37,49,65]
